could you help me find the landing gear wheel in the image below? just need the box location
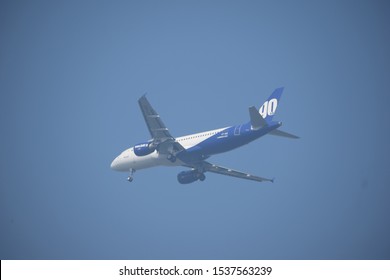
[127,176,133,182]
[199,173,206,181]
[167,154,176,163]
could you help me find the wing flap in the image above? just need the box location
[202,162,274,183]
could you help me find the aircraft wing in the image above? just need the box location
[138,95,174,141]
[201,161,274,183]
[138,95,185,154]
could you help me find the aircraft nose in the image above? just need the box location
[110,157,120,171]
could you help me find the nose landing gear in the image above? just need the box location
[127,169,135,182]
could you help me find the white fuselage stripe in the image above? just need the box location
[111,127,230,171]
[175,127,229,149]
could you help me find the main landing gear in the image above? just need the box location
[127,168,135,182]
[167,154,176,163]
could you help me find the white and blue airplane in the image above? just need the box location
[110,88,298,184]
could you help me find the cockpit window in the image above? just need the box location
[121,149,131,158]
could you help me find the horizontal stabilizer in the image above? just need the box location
[269,129,299,139]
[249,106,267,130]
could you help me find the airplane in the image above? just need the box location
[110,87,299,184]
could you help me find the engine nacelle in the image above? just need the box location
[134,142,156,156]
[177,170,205,184]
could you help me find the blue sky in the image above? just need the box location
[1,0,389,259]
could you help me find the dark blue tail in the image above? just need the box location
[259,87,283,125]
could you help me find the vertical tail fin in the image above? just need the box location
[259,87,284,125]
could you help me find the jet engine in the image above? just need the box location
[177,170,206,184]
[134,142,156,156]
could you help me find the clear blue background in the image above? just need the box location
[1,0,389,259]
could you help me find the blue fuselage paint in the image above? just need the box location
[177,122,281,163]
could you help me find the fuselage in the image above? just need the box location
[110,121,281,172]
[111,88,298,184]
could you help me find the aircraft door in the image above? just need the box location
[234,125,242,136]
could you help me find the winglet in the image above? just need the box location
[139,92,148,101]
